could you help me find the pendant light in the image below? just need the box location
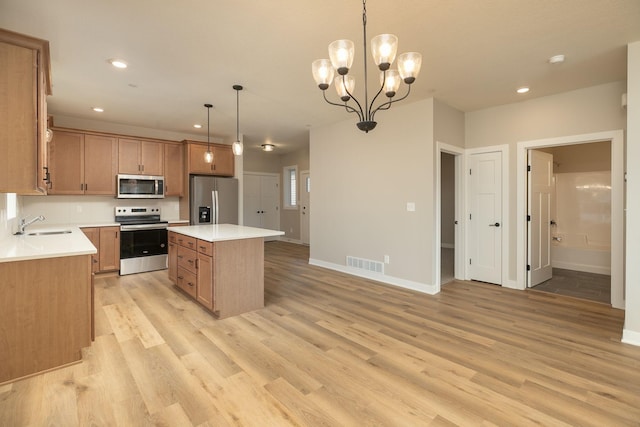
[232,84,243,156]
[204,103,213,163]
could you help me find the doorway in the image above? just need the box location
[516,130,624,309]
[527,142,613,304]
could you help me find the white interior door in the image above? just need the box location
[469,152,502,285]
[527,150,553,286]
[300,171,310,245]
[260,175,280,241]
[243,174,261,228]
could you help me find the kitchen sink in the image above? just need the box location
[27,230,72,236]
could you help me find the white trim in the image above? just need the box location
[551,261,610,276]
[309,258,439,295]
[464,144,510,286]
[243,171,280,177]
[516,130,624,309]
[299,170,310,245]
[279,237,304,245]
[622,329,640,347]
[434,142,466,293]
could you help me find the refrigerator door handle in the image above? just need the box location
[213,190,219,224]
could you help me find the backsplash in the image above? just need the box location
[20,195,181,225]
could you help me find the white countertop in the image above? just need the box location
[0,227,97,263]
[167,224,284,242]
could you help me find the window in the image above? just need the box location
[283,165,298,209]
[6,193,16,220]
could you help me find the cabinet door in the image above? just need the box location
[118,138,140,174]
[188,143,214,175]
[213,145,234,177]
[48,130,84,194]
[0,42,38,194]
[140,141,164,175]
[99,227,120,272]
[85,135,118,195]
[164,143,184,196]
[196,253,214,310]
[81,227,101,273]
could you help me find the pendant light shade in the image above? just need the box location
[204,103,213,163]
[232,84,243,156]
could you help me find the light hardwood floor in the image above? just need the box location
[1,241,639,426]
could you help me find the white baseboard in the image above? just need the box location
[308,258,439,295]
[622,328,640,347]
[552,261,611,276]
[441,243,454,249]
[278,237,304,245]
[501,278,521,290]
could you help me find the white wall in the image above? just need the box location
[0,194,20,239]
[466,81,627,281]
[310,98,437,292]
[624,41,640,344]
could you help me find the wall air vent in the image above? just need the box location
[346,256,384,274]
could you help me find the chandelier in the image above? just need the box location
[312,0,422,133]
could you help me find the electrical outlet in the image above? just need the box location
[406,202,415,212]
[384,255,390,264]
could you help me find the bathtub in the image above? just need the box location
[551,233,610,275]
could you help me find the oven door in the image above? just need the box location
[119,224,168,275]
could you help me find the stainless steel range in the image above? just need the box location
[115,206,168,275]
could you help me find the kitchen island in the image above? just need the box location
[167,224,284,318]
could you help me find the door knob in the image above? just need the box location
[489,222,500,227]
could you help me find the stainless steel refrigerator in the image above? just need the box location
[190,175,239,225]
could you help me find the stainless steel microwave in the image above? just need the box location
[117,174,165,198]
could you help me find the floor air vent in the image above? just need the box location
[346,256,384,274]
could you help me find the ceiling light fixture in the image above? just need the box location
[108,59,128,69]
[517,87,530,94]
[92,107,104,112]
[548,54,565,64]
[193,124,202,129]
[232,84,243,156]
[261,143,275,152]
[204,103,214,164]
[312,0,422,133]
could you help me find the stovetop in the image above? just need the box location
[115,206,166,225]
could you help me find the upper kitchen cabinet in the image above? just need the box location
[48,130,118,195]
[186,141,234,177]
[0,29,52,195]
[118,138,164,176]
[164,142,184,197]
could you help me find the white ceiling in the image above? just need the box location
[2,0,639,153]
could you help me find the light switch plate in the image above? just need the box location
[406,202,416,212]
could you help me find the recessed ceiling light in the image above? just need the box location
[261,143,275,152]
[108,59,128,69]
[516,87,530,94]
[193,124,202,129]
[92,107,104,112]
[548,54,565,64]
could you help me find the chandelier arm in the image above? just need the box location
[322,90,364,121]
[367,79,387,121]
[371,84,412,121]
[341,77,366,121]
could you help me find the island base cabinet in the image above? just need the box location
[0,255,91,384]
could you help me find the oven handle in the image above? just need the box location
[120,224,168,231]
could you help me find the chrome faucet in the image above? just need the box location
[15,215,45,235]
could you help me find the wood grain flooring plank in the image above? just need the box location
[103,302,165,348]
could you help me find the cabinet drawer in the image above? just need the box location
[168,231,178,244]
[176,234,196,250]
[197,240,214,256]
[177,245,197,273]
[176,267,197,298]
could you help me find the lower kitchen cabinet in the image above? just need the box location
[81,226,120,273]
[196,251,214,309]
[0,254,91,383]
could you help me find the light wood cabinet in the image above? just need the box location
[164,143,184,196]
[168,231,264,318]
[99,226,120,272]
[118,138,164,176]
[49,130,118,195]
[186,142,234,177]
[81,227,100,273]
[0,29,52,195]
[81,226,120,273]
[0,254,91,383]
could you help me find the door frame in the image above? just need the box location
[515,130,624,309]
[465,144,511,286]
[434,142,466,291]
